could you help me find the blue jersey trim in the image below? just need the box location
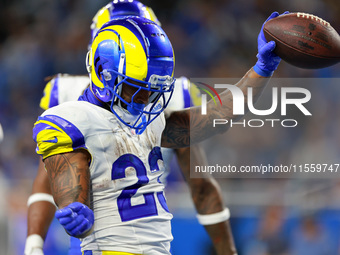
[49,76,59,108]
[35,115,86,150]
[78,87,108,108]
[181,79,192,108]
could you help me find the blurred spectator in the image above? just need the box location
[291,215,333,255]
[243,206,290,255]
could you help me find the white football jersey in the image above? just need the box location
[33,101,172,254]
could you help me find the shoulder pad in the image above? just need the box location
[33,114,86,159]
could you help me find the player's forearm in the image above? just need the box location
[190,67,269,143]
[190,179,237,255]
[43,150,91,208]
[204,221,237,255]
[27,201,56,238]
[26,160,57,254]
[175,147,237,254]
[162,67,269,148]
[27,160,56,238]
[44,150,94,238]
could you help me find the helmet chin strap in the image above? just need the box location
[127,102,145,116]
[112,104,147,135]
[135,115,147,135]
[115,100,147,126]
[113,104,140,123]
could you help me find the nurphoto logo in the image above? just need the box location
[197,82,312,128]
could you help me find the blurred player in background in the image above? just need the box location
[25,1,235,255]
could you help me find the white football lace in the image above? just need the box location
[297,12,330,27]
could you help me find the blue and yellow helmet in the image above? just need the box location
[90,0,161,44]
[86,16,175,134]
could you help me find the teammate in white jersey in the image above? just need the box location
[26,2,235,255]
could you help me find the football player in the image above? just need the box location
[31,9,284,254]
[25,1,235,255]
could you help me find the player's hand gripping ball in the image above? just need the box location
[254,11,289,77]
[55,202,94,237]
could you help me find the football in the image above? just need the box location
[263,12,340,69]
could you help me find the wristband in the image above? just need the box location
[253,64,273,77]
[24,234,44,255]
[27,193,56,207]
[196,208,230,225]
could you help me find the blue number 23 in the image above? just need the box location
[111,147,169,222]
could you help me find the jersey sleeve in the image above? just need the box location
[164,76,202,113]
[33,114,87,159]
[39,77,59,110]
[189,81,202,106]
[39,74,90,110]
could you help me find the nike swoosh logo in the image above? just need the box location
[42,136,58,143]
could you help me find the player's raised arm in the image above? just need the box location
[161,12,285,149]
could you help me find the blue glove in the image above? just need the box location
[55,202,94,237]
[254,11,289,77]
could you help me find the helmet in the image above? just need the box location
[86,16,175,134]
[90,0,161,44]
